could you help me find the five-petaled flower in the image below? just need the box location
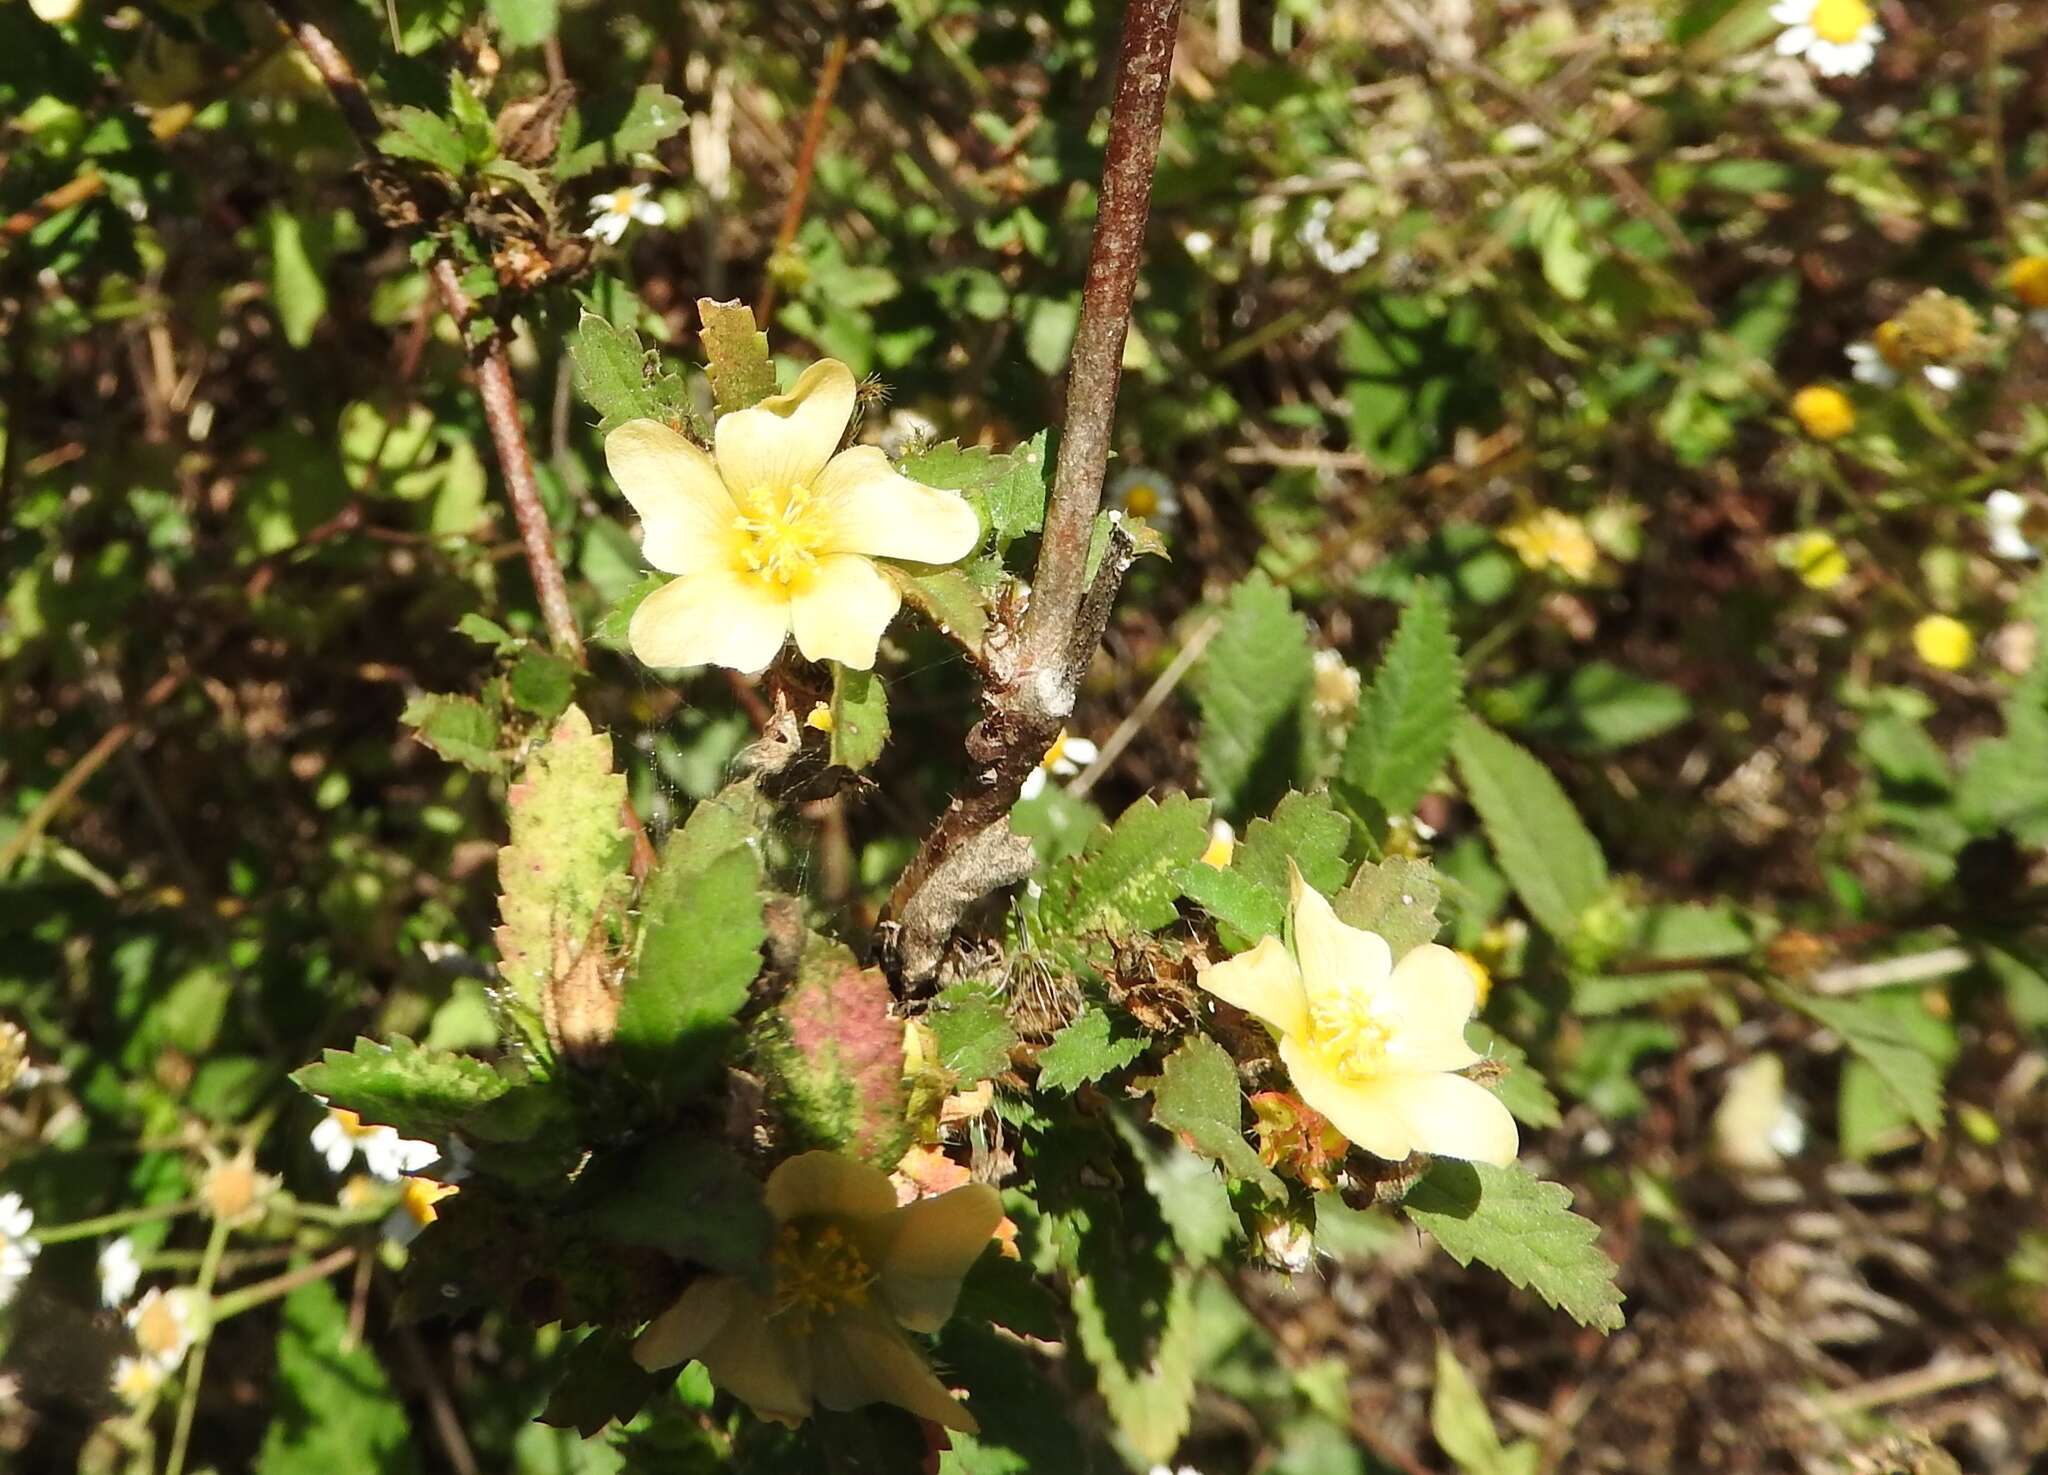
[634,1150,1002,1431]
[1195,867,1518,1165]
[584,183,664,244]
[608,360,982,673]
[1771,0,1880,77]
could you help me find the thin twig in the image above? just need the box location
[881,0,1181,981]
[0,668,184,876]
[1070,613,1219,797]
[756,28,853,323]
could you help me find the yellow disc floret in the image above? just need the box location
[2009,256,2048,310]
[770,1223,875,1329]
[1306,992,1394,1084]
[1808,0,1871,44]
[1912,614,1973,671]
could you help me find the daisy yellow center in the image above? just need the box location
[1807,0,1871,44]
[135,1297,184,1357]
[401,1177,458,1228]
[732,485,828,591]
[608,194,638,217]
[2011,257,2048,310]
[115,1360,161,1402]
[330,1107,376,1140]
[770,1223,873,1329]
[1307,991,1394,1083]
[1124,484,1161,517]
[1040,729,1071,770]
[203,1163,259,1220]
[1872,320,1912,370]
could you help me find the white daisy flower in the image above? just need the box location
[1986,489,2038,561]
[1109,466,1180,525]
[1771,0,1881,77]
[0,1194,38,1307]
[1301,198,1380,274]
[584,183,665,245]
[1847,335,1957,392]
[111,1354,166,1406]
[126,1286,201,1372]
[99,1237,142,1308]
[310,1106,439,1182]
[1019,729,1098,801]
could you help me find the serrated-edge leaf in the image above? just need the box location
[1403,1161,1625,1332]
[1196,574,1313,818]
[291,1036,506,1143]
[1451,717,1608,941]
[615,842,765,1093]
[698,298,777,414]
[829,664,889,772]
[1343,584,1462,815]
[1782,987,1945,1134]
[1151,1035,1283,1200]
[1044,794,1211,940]
[1036,1007,1144,1092]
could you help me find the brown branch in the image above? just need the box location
[755,29,853,323]
[268,0,584,667]
[881,0,1180,983]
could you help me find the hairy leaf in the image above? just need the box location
[698,297,777,415]
[1041,794,1211,941]
[1036,1007,1144,1093]
[258,1277,419,1475]
[1332,854,1443,958]
[1181,790,1348,951]
[930,986,1016,1081]
[1784,987,1945,1135]
[401,692,503,774]
[615,842,764,1096]
[1151,1035,1283,1199]
[764,957,909,1165]
[292,1035,540,1145]
[1403,1161,1625,1332]
[828,664,889,772]
[1342,584,1462,815]
[1196,574,1313,818]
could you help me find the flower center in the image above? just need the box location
[330,1107,376,1140]
[401,1177,458,1228]
[1307,992,1394,1083]
[135,1297,183,1357]
[1123,484,1161,517]
[769,1223,873,1329]
[733,485,826,590]
[1040,729,1071,770]
[1808,0,1870,44]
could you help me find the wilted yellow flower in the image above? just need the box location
[2007,256,2048,311]
[608,360,982,673]
[1500,509,1599,583]
[634,1151,1002,1430]
[1790,385,1855,441]
[1195,867,1517,1165]
[1912,614,1973,671]
[1785,530,1849,590]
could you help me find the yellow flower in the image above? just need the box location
[634,1151,1002,1431]
[608,361,982,673]
[2007,256,2048,311]
[1195,868,1517,1165]
[1790,385,1854,441]
[1912,614,1973,671]
[1785,530,1850,590]
[1500,509,1599,583]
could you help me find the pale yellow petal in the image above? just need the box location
[788,555,901,670]
[1195,936,1309,1038]
[811,1311,977,1432]
[764,1150,898,1224]
[714,359,857,495]
[605,420,735,575]
[876,1183,1003,1333]
[1379,944,1483,1073]
[629,571,789,673]
[1370,1072,1519,1165]
[698,1298,814,1425]
[1289,868,1392,1018]
[811,446,984,566]
[1280,1036,1414,1161]
[633,1276,741,1371]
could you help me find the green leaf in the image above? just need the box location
[615,843,764,1096]
[887,564,989,651]
[1181,790,1348,950]
[538,1331,662,1438]
[1150,1035,1283,1199]
[489,0,557,47]
[1510,661,1692,753]
[593,571,666,648]
[266,209,328,349]
[494,706,632,1029]
[292,1036,558,1145]
[376,106,470,175]
[508,646,577,719]
[1431,1341,1539,1475]
[1112,1114,1239,1263]
[609,85,687,156]
[571,312,676,435]
[258,1277,419,1475]
[445,72,495,159]
[1467,1024,1562,1131]
[828,664,889,772]
[1402,1161,1625,1332]
[1196,573,1313,818]
[1070,1269,1198,1465]
[1342,583,1462,815]
[1036,1007,1144,1092]
[930,986,1016,1081]
[1783,987,1945,1135]
[1450,718,1609,942]
[698,297,777,415]
[1040,794,1211,941]
[1332,854,1443,958]
[401,692,503,774]
[901,433,1047,545]
[578,1141,771,1280]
